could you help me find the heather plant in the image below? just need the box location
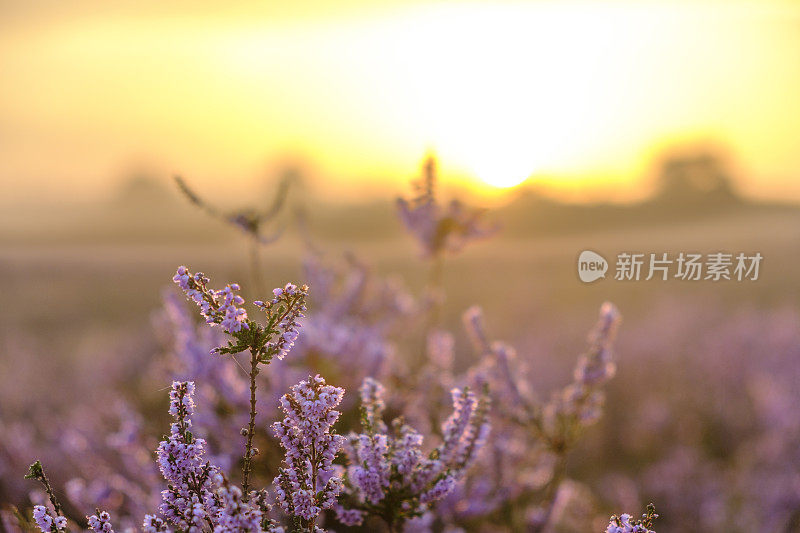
[605,504,659,533]
[3,159,682,532]
[334,377,489,531]
[272,375,345,532]
[172,266,308,495]
[144,379,284,532]
[157,291,251,471]
[25,462,69,532]
[439,302,622,531]
[396,156,495,329]
[396,155,494,261]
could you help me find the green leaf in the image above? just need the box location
[25,460,43,480]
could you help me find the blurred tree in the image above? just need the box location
[652,150,740,206]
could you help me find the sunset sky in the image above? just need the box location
[1,0,799,204]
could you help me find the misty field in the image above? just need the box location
[1,180,799,533]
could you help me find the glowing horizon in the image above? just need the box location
[1,1,799,204]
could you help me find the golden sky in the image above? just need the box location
[1,0,799,204]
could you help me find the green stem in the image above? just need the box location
[241,346,259,499]
[26,461,64,518]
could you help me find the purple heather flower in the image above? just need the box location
[173,267,249,334]
[544,302,621,435]
[438,388,479,466]
[462,305,490,354]
[420,475,456,504]
[254,283,309,361]
[272,375,345,526]
[154,381,222,530]
[141,515,169,532]
[32,505,63,532]
[351,433,391,504]
[333,504,366,527]
[214,479,279,533]
[339,378,489,528]
[87,510,114,532]
[606,504,658,533]
[396,156,494,258]
[359,378,388,433]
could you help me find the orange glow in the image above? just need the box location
[1,1,799,203]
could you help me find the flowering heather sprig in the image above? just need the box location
[173,266,249,334]
[155,381,222,530]
[396,155,494,258]
[214,477,282,533]
[337,377,490,530]
[544,302,621,447]
[453,303,621,531]
[173,266,309,496]
[253,283,308,361]
[467,303,621,450]
[173,266,308,363]
[25,461,67,532]
[141,515,169,532]
[272,374,345,531]
[606,504,659,533]
[31,505,67,533]
[148,383,284,532]
[87,510,115,532]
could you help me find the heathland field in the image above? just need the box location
[2,194,799,531]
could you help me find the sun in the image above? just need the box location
[463,148,535,190]
[478,173,530,189]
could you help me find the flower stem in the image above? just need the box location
[25,461,64,519]
[533,453,568,533]
[241,346,259,498]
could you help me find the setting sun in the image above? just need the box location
[476,173,531,190]
[1,1,800,202]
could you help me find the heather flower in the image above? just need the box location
[606,504,659,533]
[32,505,66,533]
[173,266,249,333]
[172,266,308,364]
[396,156,494,258]
[87,510,114,532]
[214,478,282,533]
[443,302,621,531]
[338,377,489,530]
[543,302,621,443]
[26,462,68,533]
[359,377,388,434]
[173,266,309,496]
[272,374,346,530]
[253,282,308,361]
[154,381,222,530]
[141,515,170,532]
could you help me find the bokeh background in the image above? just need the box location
[2,1,800,531]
